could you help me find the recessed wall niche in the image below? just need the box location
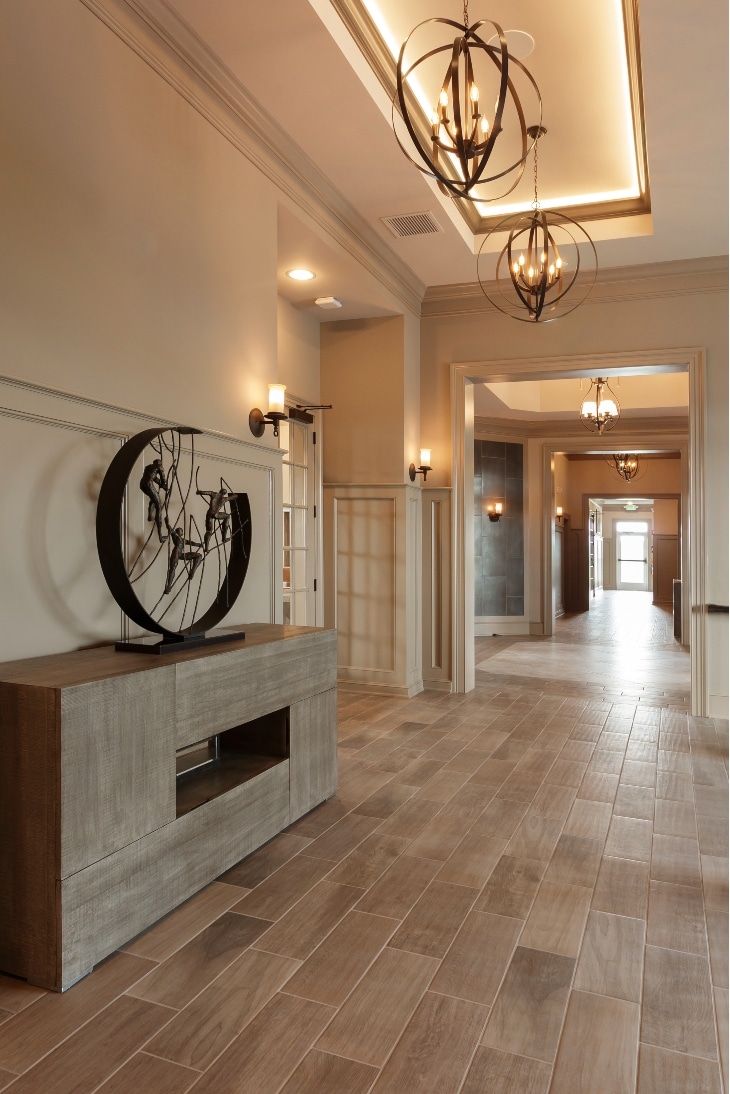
[474,440,525,617]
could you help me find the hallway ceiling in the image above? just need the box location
[162,0,726,307]
[474,373,689,420]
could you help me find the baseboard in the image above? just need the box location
[530,622,546,636]
[708,694,729,719]
[475,621,530,636]
[421,678,453,693]
[337,678,425,698]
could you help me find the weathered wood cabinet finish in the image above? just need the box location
[0,625,337,991]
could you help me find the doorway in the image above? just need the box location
[450,348,707,713]
[615,522,650,591]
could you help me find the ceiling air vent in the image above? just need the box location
[381,211,443,239]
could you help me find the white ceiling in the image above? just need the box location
[475,373,689,420]
[164,0,727,308]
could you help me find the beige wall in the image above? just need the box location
[277,298,321,405]
[560,457,682,527]
[653,498,679,535]
[320,316,407,484]
[0,0,289,659]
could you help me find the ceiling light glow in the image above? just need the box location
[287,269,315,281]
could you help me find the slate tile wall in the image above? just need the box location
[474,440,524,617]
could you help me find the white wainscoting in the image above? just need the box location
[421,488,452,690]
[0,375,281,663]
[324,483,424,697]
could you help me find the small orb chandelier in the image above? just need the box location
[579,377,620,434]
[477,128,598,322]
[394,1,542,202]
[611,453,640,481]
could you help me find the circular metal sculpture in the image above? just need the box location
[96,426,251,650]
[394,4,542,202]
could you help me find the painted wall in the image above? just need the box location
[0,1,289,660]
[277,297,321,405]
[320,316,407,484]
[560,458,682,527]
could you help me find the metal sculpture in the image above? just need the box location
[96,426,252,651]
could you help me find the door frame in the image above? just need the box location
[451,347,706,714]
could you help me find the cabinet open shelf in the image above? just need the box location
[175,706,290,818]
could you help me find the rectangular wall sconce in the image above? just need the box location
[486,501,503,523]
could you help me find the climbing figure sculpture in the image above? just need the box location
[164,518,204,594]
[140,457,168,542]
[197,484,242,552]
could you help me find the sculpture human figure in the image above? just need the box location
[197,486,241,551]
[164,518,204,594]
[140,457,168,542]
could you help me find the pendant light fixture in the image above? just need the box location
[579,378,620,434]
[394,1,542,202]
[477,128,598,322]
[611,453,640,481]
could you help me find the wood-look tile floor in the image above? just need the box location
[0,595,726,1092]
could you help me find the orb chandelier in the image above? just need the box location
[579,378,620,434]
[394,1,542,202]
[611,453,640,481]
[477,128,598,322]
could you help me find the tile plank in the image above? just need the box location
[316,947,438,1066]
[550,990,640,1094]
[278,1050,378,1094]
[520,880,592,958]
[574,910,645,1001]
[637,1043,722,1094]
[144,948,299,1071]
[430,911,522,1005]
[253,881,363,961]
[481,946,575,1063]
[389,881,477,959]
[460,1046,551,1094]
[370,991,488,1094]
[95,1053,199,1093]
[641,945,718,1059]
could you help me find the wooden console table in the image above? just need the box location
[0,625,337,990]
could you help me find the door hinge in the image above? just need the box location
[314,579,317,592]
[313,504,317,518]
[312,431,317,445]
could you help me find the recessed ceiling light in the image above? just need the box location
[287,269,315,281]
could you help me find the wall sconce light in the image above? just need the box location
[486,501,503,523]
[556,505,563,517]
[409,449,432,482]
[249,384,288,439]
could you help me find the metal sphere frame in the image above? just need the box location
[477,206,598,323]
[394,17,542,202]
[611,453,641,481]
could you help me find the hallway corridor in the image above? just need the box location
[476,590,691,709]
[0,603,725,1092]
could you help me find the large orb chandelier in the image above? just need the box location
[611,453,640,481]
[394,2,542,202]
[579,378,620,434]
[477,128,598,322]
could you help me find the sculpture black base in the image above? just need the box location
[115,629,247,655]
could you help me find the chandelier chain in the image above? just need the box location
[463,0,469,29]
[532,140,540,209]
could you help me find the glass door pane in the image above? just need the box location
[617,533,648,590]
[280,416,317,625]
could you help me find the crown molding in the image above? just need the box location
[422,256,729,318]
[474,414,689,440]
[78,0,426,316]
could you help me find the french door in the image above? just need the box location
[279,415,320,625]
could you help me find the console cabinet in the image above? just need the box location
[0,625,337,990]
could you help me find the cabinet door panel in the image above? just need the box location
[61,670,176,876]
[289,688,337,822]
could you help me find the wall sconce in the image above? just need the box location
[486,501,503,523]
[249,384,288,439]
[556,506,563,517]
[409,449,432,482]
